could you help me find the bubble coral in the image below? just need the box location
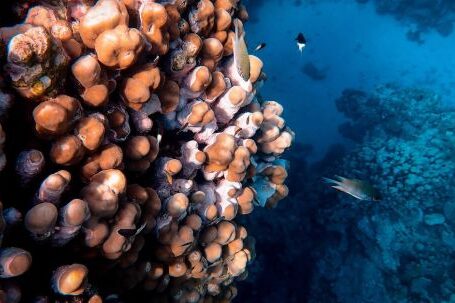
[0,0,292,301]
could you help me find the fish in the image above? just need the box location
[117,222,147,238]
[254,42,266,51]
[233,18,251,91]
[295,32,306,53]
[323,175,381,201]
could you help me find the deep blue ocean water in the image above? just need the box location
[237,1,455,302]
[245,0,455,161]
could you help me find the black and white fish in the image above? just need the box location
[295,33,306,53]
[254,42,266,51]
[117,222,147,238]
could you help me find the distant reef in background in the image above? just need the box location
[360,0,455,42]
[237,83,455,302]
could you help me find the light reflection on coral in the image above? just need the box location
[0,0,293,302]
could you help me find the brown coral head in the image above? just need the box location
[249,55,264,84]
[140,2,170,55]
[204,133,236,172]
[95,25,144,70]
[201,38,224,71]
[168,259,187,277]
[188,101,215,126]
[82,182,119,218]
[83,84,110,107]
[25,202,58,238]
[166,193,189,218]
[203,71,227,102]
[76,116,106,151]
[79,0,129,48]
[187,66,212,94]
[38,170,71,205]
[189,0,215,37]
[33,95,81,137]
[91,169,127,195]
[71,54,101,89]
[50,135,85,166]
[122,78,151,108]
[52,264,88,296]
[158,80,180,113]
[61,199,90,227]
[0,248,32,278]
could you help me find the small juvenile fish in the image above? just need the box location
[323,175,381,201]
[254,42,266,51]
[117,222,147,238]
[295,32,306,53]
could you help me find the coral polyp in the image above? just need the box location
[0,0,293,302]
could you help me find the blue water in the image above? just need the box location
[245,0,455,161]
[238,1,455,302]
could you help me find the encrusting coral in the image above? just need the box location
[0,0,293,302]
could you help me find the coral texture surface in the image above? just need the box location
[310,84,455,303]
[0,0,293,302]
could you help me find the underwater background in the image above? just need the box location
[237,0,455,302]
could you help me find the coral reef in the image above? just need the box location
[0,0,293,302]
[310,84,455,303]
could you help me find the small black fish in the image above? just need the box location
[117,228,137,237]
[254,43,266,51]
[117,222,147,238]
[295,33,306,53]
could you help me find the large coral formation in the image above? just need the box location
[309,84,455,303]
[0,0,293,302]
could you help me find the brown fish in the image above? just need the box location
[233,18,252,92]
[323,175,381,201]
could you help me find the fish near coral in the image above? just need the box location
[223,18,252,93]
[323,175,381,201]
[233,18,251,91]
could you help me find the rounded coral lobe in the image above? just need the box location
[0,0,292,301]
